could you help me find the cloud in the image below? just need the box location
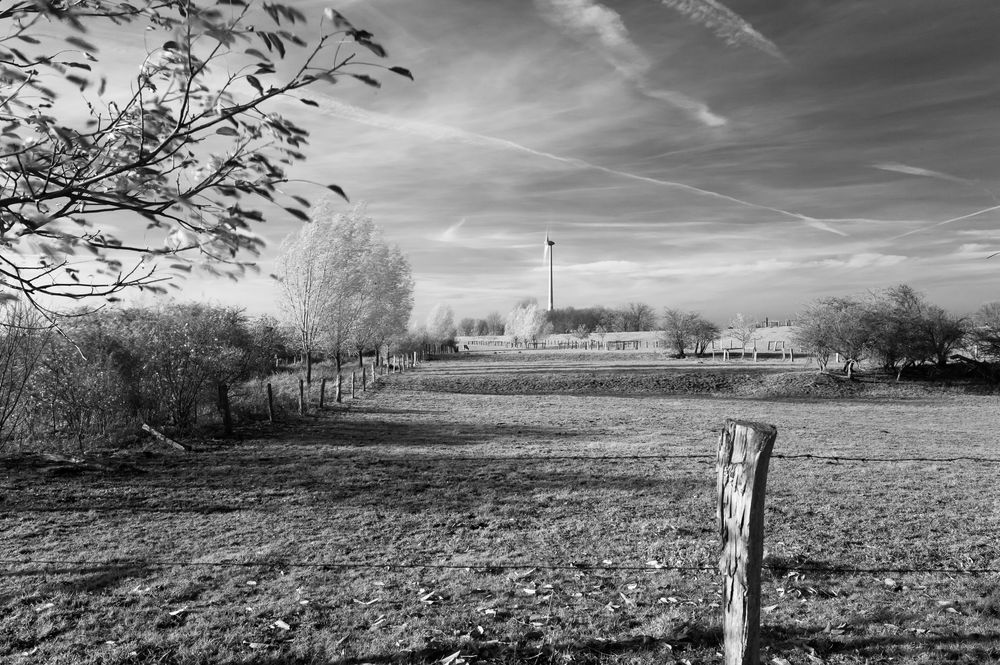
[313,97,866,235]
[535,0,726,127]
[438,217,466,243]
[872,162,971,184]
[658,0,786,61]
[559,252,906,280]
[892,203,1000,240]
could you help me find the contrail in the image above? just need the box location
[892,203,1000,240]
[873,162,971,185]
[535,0,726,127]
[658,0,786,62]
[316,99,852,235]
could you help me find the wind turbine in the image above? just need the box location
[543,230,555,311]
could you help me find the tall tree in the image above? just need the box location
[483,311,505,336]
[728,313,759,358]
[276,203,412,375]
[0,2,411,308]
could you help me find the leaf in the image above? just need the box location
[300,98,319,107]
[355,38,387,58]
[246,75,263,94]
[216,127,239,136]
[245,48,268,60]
[168,606,188,616]
[324,8,353,29]
[388,66,413,80]
[65,36,96,51]
[273,619,290,630]
[17,35,40,44]
[350,74,381,89]
[326,184,349,201]
[162,40,179,51]
[285,207,309,221]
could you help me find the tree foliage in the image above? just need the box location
[275,203,413,372]
[0,1,411,307]
[505,301,546,343]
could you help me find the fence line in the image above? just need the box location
[1,557,996,576]
[200,452,1000,464]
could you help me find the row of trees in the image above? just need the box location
[0,303,291,449]
[276,204,413,381]
[794,285,997,378]
[455,302,682,339]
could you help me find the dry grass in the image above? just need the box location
[1,352,998,664]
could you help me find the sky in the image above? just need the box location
[117,0,1000,324]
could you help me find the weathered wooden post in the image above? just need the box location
[362,365,367,392]
[266,383,274,424]
[298,379,305,415]
[218,383,233,435]
[413,351,418,366]
[351,371,356,399]
[319,378,327,409]
[717,419,777,665]
[789,347,794,363]
[335,374,342,403]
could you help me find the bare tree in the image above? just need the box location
[728,313,759,359]
[662,309,719,357]
[483,311,505,336]
[0,303,52,446]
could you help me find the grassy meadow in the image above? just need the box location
[1,351,998,664]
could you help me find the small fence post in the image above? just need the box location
[266,383,274,424]
[336,374,343,403]
[298,379,305,416]
[218,383,232,435]
[362,365,367,392]
[319,377,327,409]
[789,347,794,363]
[717,419,777,665]
[351,371,356,399]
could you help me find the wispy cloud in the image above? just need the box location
[535,0,726,127]
[438,217,466,242]
[872,162,971,185]
[658,0,785,61]
[314,98,865,235]
[559,252,907,279]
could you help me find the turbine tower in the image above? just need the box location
[544,231,555,311]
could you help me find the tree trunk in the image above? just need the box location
[306,349,313,384]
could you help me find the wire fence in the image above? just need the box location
[2,557,997,576]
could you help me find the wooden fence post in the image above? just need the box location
[336,374,343,403]
[266,383,274,424]
[351,371,356,399]
[319,378,327,409]
[298,379,305,416]
[717,419,777,665]
[218,383,232,436]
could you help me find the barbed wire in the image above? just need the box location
[1,557,996,576]
[263,452,1000,464]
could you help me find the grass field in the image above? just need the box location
[1,352,998,664]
